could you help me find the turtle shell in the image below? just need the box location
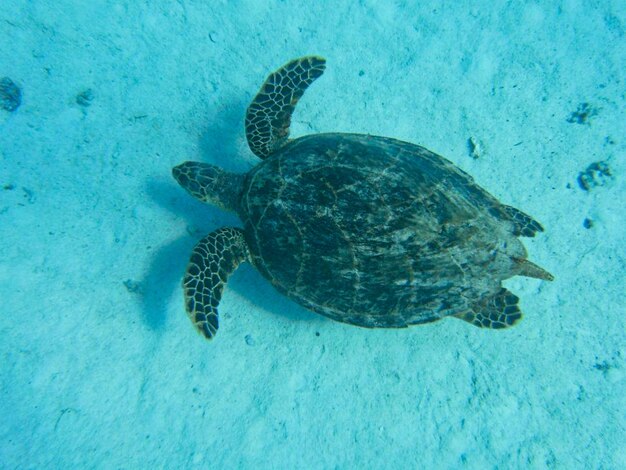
[239,133,526,328]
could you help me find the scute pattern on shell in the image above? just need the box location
[240,133,527,328]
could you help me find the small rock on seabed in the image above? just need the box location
[0,77,22,112]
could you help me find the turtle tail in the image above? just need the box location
[514,257,554,281]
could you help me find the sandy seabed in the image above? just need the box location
[1,1,624,468]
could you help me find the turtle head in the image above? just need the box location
[172,162,244,214]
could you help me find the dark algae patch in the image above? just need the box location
[0,77,21,112]
[592,352,621,378]
[577,161,613,191]
[566,102,598,125]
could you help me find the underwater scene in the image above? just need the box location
[1,1,624,468]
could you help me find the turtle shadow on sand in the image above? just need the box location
[227,263,319,326]
[197,97,254,173]
[140,103,315,335]
[140,180,209,333]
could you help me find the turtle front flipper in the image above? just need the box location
[183,227,249,339]
[245,56,326,159]
[454,288,522,329]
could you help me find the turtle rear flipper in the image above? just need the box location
[454,288,522,329]
[183,228,249,339]
[245,56,326,159]
[491,204,544,237]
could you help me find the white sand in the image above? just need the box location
[1,1,624,468]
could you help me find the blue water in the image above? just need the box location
[1,1,625,468]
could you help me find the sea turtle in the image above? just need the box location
[172,56,553,340]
